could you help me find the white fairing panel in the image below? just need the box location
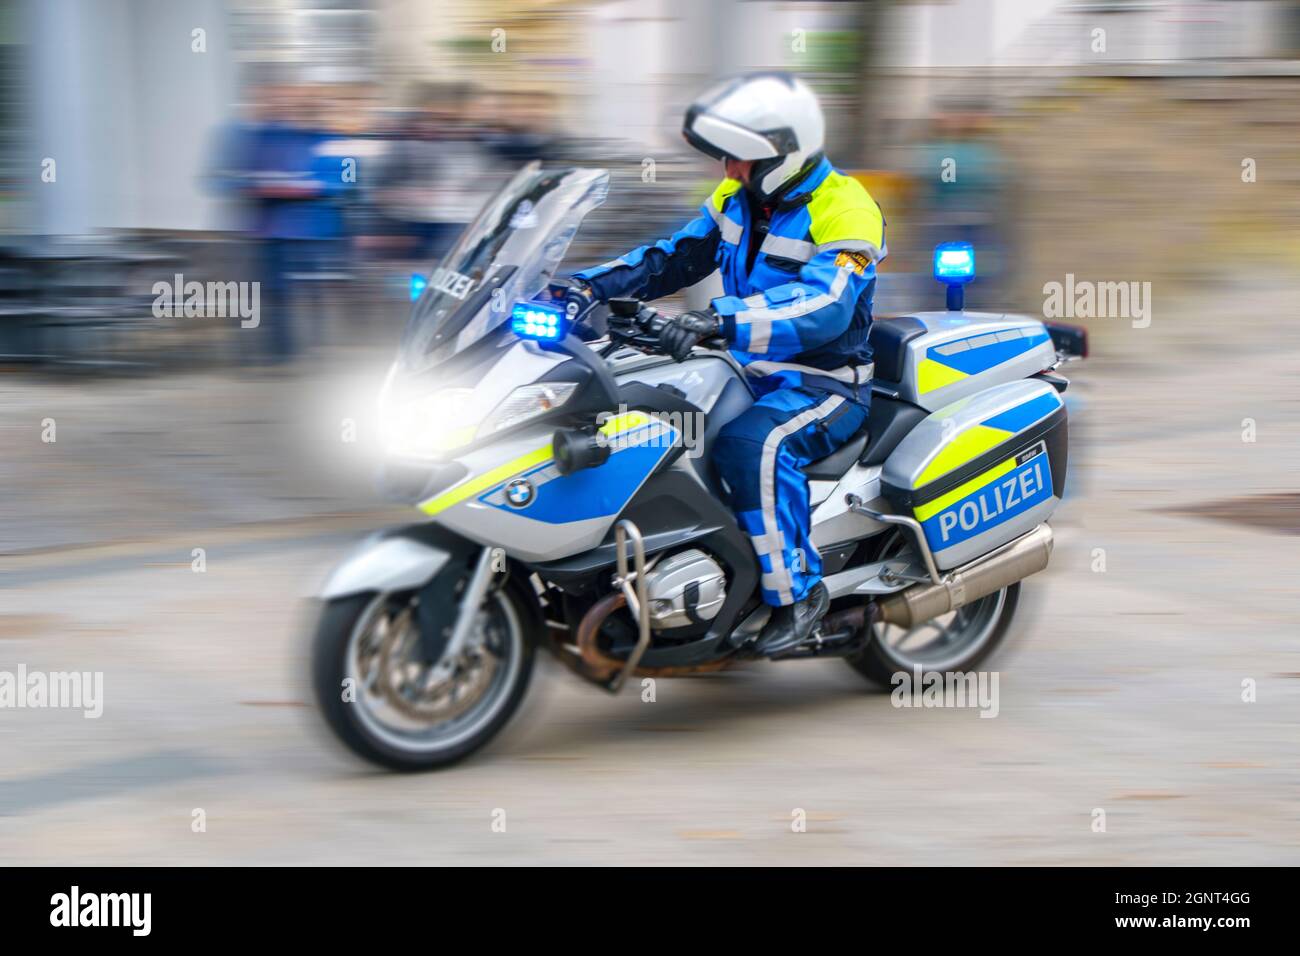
[810,464,893,548]
[608,349,746,414]
[319,534,451,599]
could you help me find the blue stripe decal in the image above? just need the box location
[480,423,677,525]
[929,331,1050,375]
[981,391,1062,433]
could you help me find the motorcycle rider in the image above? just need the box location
[566,73,886,656]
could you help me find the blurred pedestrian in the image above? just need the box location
[209,83,348,363]
[483,90,557,166]
[912,100,1005,303]
[374,85,507,265]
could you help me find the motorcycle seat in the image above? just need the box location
[804,430,870,480]
[802,392,931,479]
[801,319,929,480]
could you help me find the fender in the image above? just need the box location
[318,524,476,600]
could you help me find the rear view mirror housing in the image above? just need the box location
[1043,321,1089,360]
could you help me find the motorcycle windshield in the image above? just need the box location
[398,162,610,371]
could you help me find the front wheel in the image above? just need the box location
[312,579,537,771]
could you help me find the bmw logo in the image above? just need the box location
[505,479,535,508]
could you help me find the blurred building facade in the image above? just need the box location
[11,0,1300,238]
[4,0,1300,368]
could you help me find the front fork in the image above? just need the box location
[418,545,500,672]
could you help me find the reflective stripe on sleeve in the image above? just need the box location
[759,233,816,263]
[733,266,853,352]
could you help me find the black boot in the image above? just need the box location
[754,583,829,658]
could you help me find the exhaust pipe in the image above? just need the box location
[876,524,1054,629]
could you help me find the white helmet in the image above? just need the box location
[682,72,825,199]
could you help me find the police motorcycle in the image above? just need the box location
[311,163,1087,770]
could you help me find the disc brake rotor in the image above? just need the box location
[364,602,501,723]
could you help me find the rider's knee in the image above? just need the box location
[711,429,763,476]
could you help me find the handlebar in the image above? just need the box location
[602,297,726,357]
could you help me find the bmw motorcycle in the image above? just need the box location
[311,163,1087,770]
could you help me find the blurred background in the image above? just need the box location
[5,0,1300,367]
[2,0,1298,865]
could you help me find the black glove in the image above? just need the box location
[660,309,720,362]
[562,281,598,323]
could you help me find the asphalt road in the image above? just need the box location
[2,346,1297,865]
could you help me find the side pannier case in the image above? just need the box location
[881,379,1068,569]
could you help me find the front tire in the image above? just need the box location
[312,579,537,771]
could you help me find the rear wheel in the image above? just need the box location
[847,585,1020,688]
[312,579,537,771]
[845,533,1021,689]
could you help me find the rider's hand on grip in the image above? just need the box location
[660,309,720,362]
[566,285,598,321]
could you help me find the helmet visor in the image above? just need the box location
[682,122,732,162]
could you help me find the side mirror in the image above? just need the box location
[1044,321,1089,360]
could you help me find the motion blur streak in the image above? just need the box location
[1,1,1297,865]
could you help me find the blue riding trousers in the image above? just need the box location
[713,387,869,607]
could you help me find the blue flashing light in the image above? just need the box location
[511,301,568,341]
[410,273,428,302]
[933,242,976,284]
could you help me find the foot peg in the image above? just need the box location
[765,602,872,660]
[753,583,830,658]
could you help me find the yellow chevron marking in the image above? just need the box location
[916,424,1013,488]
[914,456,1017,522]
[917,358,968,394]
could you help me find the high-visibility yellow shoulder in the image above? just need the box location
[710,178,743,210]
[807,171,885,252]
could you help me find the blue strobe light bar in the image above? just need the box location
[511,301,568,341]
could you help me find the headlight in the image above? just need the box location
[479,382,579,435]
[379,387,478,459]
